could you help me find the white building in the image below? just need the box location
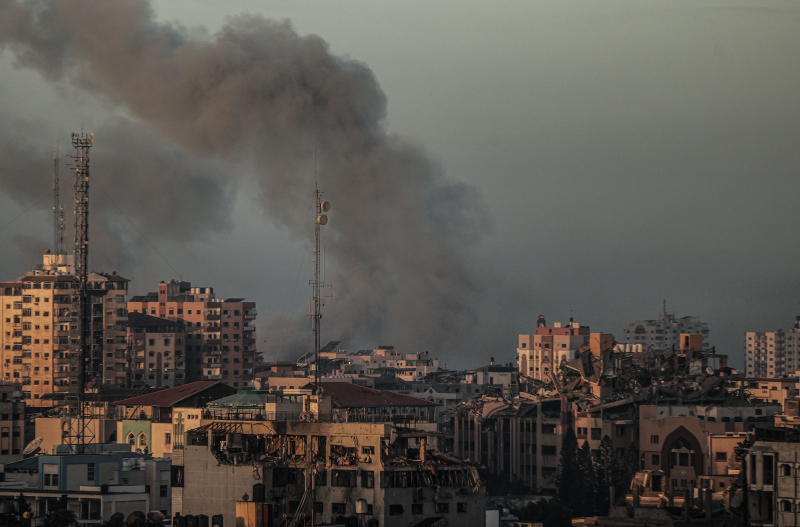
[744,316,800,378]
[623,311,710,351]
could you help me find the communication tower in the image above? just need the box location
[68,132,94,452]
[52,146,66,255]
[310,183,331,392]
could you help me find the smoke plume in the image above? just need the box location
[0,0,494,358]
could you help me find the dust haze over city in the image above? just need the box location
[0,0,799,369]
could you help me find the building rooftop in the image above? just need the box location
[307,382,440,408]
[111,381,231,407]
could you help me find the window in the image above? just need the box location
[87,463,95,481]
[361,470,374,488]
[542,445,557,456]
[389,505,404,516]
[332,503,346,515]
[457,502,467,513]
[781,464,792,477]
[411,504,423,515]
[716,452,727,462]
[679,453,689,466]
[616,425,626,437]
[576,427,587,436]
[650,435,659,444]
[331,470,357,487]
[436,503,450,513]
[160,485,168,498]
[542,424,556,434]
[782,500,793,512]
[165,433,171,445]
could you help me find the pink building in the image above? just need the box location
[517,315,591,381]
[128,280,257,389]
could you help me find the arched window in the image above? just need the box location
[782,500,792,512]
[138,433,147,448]
[782,464,792,477]
[127,433,135,445]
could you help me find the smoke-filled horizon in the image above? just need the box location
[1,1,799,368]
[0,0,499,360]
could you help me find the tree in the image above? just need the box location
[516,498,573,527]
[555,426,579,513]
[44,509,76,527]
[594,435,616,515]
[576,440,596,516]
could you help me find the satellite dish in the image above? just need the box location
[109,513,125,524]
[126,511,146,527]
[316,215,328,225]
[321,201,331,212]
[135,448,143,454]
[147,511,165,524]
[23,437,43,455]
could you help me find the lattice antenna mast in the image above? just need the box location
[310,157,331,394]
[52,145,65,255]
[69,131,93,453]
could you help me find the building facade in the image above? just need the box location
[745,317,800,378]
[623,311,710,351]
[0,264,129,405]
[128,280,257,389]
[517,316,590,382]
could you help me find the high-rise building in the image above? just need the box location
[517,315,590,382]
[127,312,187,388]
[623,311,710,351]
[0,253,129,405]
[128,280,257,389]
[744,316,800,378]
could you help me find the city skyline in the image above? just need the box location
[0,1,799,368]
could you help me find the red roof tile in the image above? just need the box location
[111,381,231,407]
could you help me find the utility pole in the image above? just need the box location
[68,132,94,453]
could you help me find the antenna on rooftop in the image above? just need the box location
[67,131,95,453]
[53,144,66,255]
[310,146,332,394]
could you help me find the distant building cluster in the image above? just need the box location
[0,252,258,406]
[4,248,800,526]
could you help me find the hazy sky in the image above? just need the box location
[0,1,798,369]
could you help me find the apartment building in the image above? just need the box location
[740,427,800,527]
[172,418,484,527]
[128,280,257,389]
[623,311,710,351]
[517,316,591,382]
[745,317,800,377]
[127,312,187,388]
[0,444,171,523]
[0,256,129,405]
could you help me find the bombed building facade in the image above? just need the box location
[172,389,484,527]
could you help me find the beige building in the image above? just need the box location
[173,419,484,527]
[742,430,800,526]
[0,256,129,405]
[638,404,781,495]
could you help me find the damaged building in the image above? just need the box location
[172,389,484,527]
[452,332,781,496]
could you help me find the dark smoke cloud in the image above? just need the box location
[0,0,494,357]
[0,114,235,278]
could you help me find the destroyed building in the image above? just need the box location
[172,389,484,527]
[453,332,782,496]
